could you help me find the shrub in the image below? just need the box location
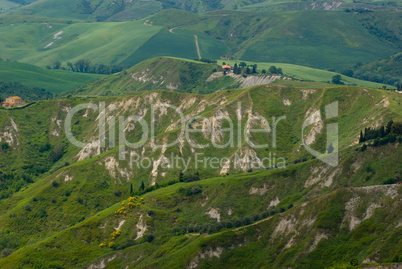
[1,248,13,258]
[253,214,261,221]
[262,211,269,218]
[147,234,155,243]
[147,210,154,217]
[114,189,122,197]
[108,242,116,248]
[187,225,194,233]
[1,142,9,151]
[25,205,31,211]
[178,186,202,196]
[279,207,286,213]
[225,221,233,229]
[51,180,59,188]
[287,203,294,210]
[235,219,242,227]
[242,216,251,225]
[383,178,397,185]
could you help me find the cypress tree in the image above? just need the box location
[139,181,145,191]
[359,130,365,143]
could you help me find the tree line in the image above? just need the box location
[340,62,402,90]
[47,59,126,74]
[222,62,283,76]
[359,119,402,143]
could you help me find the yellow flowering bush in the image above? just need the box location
[108,242,116,248]
[99,243,106,247]
[111,229,122,239]
[114,207,127,216]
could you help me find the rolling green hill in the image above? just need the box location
[4,0,270,22]
[0,83,400,268]
[0,60,104,94]
[217,59,394,88]
[72,57,396,97]
[0,8,398,73]
[344,52,402,88]
[73,57,237,95]
[0,18,228,68]
[180,10,398,70]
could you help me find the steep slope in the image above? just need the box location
[0,142,400,268]
[0,84,401,267]
[1,84,400,199]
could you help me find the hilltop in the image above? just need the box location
[0,83,400,268]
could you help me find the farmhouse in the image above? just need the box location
[2,96,26,108]
[222,65,232,73]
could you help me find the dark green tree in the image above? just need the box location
[331,75,342,84]
[359,130,365,143]
[386,119,394,135]
[252,65,257,74]
[139,181,145,191]
[53,61,62,69]
[269,66,277,74]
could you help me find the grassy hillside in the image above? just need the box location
[0,8,398,73]
[343,52,402,88]
[0,81,53,100]
[4,0,270,21]
[181,10,397,70]
[0,136,400,268]
[0,84,401,267]
[0,19,228,68]
[0,0,19,13]
[0,60,104,94]
[217,59,394,88]
[73,57,238,95]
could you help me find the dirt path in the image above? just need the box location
[194,35,201,60]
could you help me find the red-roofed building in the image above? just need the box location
[222,65,232,73]
[2,96,25,108]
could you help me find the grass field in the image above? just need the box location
[0,18,229,68]
[217,59,394,88]
[183,10,398,70]
[0,0,19,13]
[0,60,104,94]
